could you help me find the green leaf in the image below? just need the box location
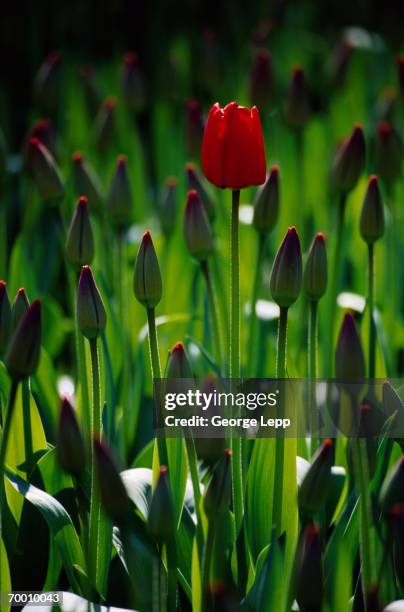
[242,534,286,611]
[191,537,202,612]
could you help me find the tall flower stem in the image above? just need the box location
[0,380,19,540]
[351,418,376,609]
[273,306,288,533]
[247,234,266,377]
[308,300,318,454]
[367,244,376,379]
[202,520,216,612]
[184,435,204,554]
[230,189,243,534]
[88,337,102,587]
[146,307,168,467]
[326,192,347,375]
[201,259,223,371]
[22,378,33,476]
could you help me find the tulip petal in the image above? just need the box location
[201,102,226,188]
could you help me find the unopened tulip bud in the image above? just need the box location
[5,300,41,380]
[328,38,353,88]
[335,312,365,383]
[380,456,404,514]
[295,524,324,612]
[360,176,385,245]
[186,163,215,222]
[375,121,403,183]
[66,196,94,266]
[72,152,103,213]
[184,189,214,261]
[133,232,162,309]
[186,100,204,159]
[34,52,61,116]
[159,177,178,238]
[107,155,133,228]
[250,49,274,110]
[95,97,117,151]
[299,439,334,515]
[167,342,193,379]
[0,281,12,357]
[284,67,310,130]
[303,233,328,301]
[252,165,280,235]
[12,288,29,330]
[77,266,106,340]
[331,124,366,193]
[94,437,132,524]
[121,52,145,114]
[56,397,86,476]
[23,119,56,166]
[203,448,232,520]
[398,55,404,97]
[194,376,226,464]
[147,466,175,542]
[270,226,302,308]
[79,66,101,117]
[28,138,64,203]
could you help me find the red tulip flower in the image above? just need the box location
[201,101,266,190]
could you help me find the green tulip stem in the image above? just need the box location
[184,435,204,553]
[0,380,19,543]
[88,337,102,589]
[368,243,376,379]
[165,536,178,612]
[327,191,347,376]
[22,378,33,476]
[201,259,223,371]
[308,300,318,454]
[351,429,376,605]
[273,306,288,533]
[247,233,266,377]
[202,520,216,612]
[230,189,243,535]
[146,307,168,467]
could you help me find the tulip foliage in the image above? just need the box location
[1,16,404,612]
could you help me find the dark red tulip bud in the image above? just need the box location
[303,233,328,301]
[284,66,310,130]
[11,288,29,330]
[201,101,266,189]
[23,119,56,166]
[328,38,353,87]
[0,281,12,357]
[185,99,204,160]
[270,226,302,308]
[203,448,232,520]
[121,52,145,114]
[335,312,365,383]
[331,124,366,193]
[252,165,280,235]
[295,524,324,612]
[107,155,133,228]
[194,375,226,464]
[72,152,103,213]
[380,456,404,514]
[250,48,274,110]
[56,397,86,476]
[147,466,175,542]
[95,97,118,151]
[77,266,106,340]
[5,300,41,380]
[66,196,94,266]
[159,177,178,238]
[93,437,132,524]
[79,66,101,117]
[27,138,65,203]
[360,176,385,244]
[186,162,215,222]
[167,342,193,379]
[34,51,61,116]
[133,232,162,309]
[397,55,404,98]
[299,439,334,515]
[184,189,214,261]
[375,121,403,183]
